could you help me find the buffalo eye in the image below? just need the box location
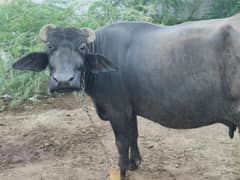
[78,43,87,52]
[76,66,83,71]
[47,42,54,51]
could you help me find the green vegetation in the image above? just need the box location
[0,0,240,109]
[208,0,240,18]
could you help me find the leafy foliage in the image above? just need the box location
[207,0,240,18]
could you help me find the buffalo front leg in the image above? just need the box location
[110,113,131,179]
[129,113,142,170]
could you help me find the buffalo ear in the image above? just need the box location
[80,28,95,43]
[39,24,56,42]
[86,54,118,74]
[12,52,48,72]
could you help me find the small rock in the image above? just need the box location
[100,160,105,164]
[147,145,154,149]
[28,95,40,102]
[23,133,29,137]
[1,94,12,101]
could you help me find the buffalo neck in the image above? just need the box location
[84,33,101,95]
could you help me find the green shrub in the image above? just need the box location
[207,0,240,18]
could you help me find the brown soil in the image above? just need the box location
[0,94,240,180]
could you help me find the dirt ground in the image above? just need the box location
[1,94,240,180]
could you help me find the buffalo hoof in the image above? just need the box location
[129,156,142,170]
[229,125,236,139]
[121,176,128,180]
[120,169,127,180]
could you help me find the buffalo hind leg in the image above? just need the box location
[229,124,236,138]
[222,120,237,139]
[129,113,142,170]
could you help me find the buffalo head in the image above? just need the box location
[12,24,116,92]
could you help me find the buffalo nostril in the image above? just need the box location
[68,75,75,82]
[53,75,58,83]
[52,74,74,85]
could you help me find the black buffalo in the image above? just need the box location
[13,20,240,179]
